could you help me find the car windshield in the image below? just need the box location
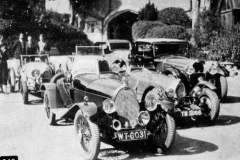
[109,42,130,50]
[154,43,188,56]
[72,59,97,75]
[21,54,49,65]
[75,46,103,56]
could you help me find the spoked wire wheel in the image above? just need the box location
[200,88,220,124]
[44,93,56,125]
[74,110,100,160]
[152,113,176,153]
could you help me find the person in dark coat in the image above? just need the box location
[12,33,26,59]
[26,35,36,55]
[0,44,9,94]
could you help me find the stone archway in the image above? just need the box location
[105,10,138,41]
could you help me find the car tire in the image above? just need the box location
[21,80,28,104]
[216,75,228,100]
[151,113,176,154]
[200,88,220,124]
[9,68,15,92]
[44,93,56,125]
[74,110,100,160]
[50,73,65,83]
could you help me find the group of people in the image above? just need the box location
[0,33,51,94]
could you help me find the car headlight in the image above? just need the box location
[102,99,117,114]
[111,63,120,73]
[186,65,195,75]
[176,83,186,98]
[145,93,158,111]
[138,111,150,126]
[32,69,40,77]
[209,66,219,75]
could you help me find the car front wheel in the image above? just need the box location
[216,75,228,100]
[44,93,56,125]
[21,80,28,104]
[150,113,176,154]
[74,110,100,160]
[200,88,220,123]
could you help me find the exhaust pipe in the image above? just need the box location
[112,119,121,131]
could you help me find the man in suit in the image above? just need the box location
[12,33,26,59]
[26,35,36,55]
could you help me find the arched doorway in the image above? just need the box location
[107,11,138,41]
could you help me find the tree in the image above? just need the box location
[138,2,158,21]
[194,10,222,47]
[158,7,191,27]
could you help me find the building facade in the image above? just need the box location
[45,0,223,42]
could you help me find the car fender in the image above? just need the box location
[44,87,64,109]
[40,82,56,91]
[75,102,98,117]
[158,99,174,115]
[141,85,174,114]
[65,102,98,122]
[163,68,180,78]
[196,80,217,90]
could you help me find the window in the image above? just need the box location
[87,22,96,33]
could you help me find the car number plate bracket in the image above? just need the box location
[115,129,148,142]
[181,110,202,117]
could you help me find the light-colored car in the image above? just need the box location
[123,68,220,124]
[20,54,55,104]
[41,46,177,159]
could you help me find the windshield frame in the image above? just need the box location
[20,54,49,66]
[75,46,104,56]
[152,42,189,57]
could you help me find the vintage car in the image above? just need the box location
[123,68,220,124]
[19,54,55,104]
[93,39,132,72]
[129,38,229,100]
[41,46,176,159]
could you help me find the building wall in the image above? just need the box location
[45,0,212,42]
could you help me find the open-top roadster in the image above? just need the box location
[123,68,220,124]
[19,54,55,104]
[129,38,229,100]
[41,46,176,159]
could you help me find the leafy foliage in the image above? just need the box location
[193,10,222,47]
[145,25,191,39]
[132,21,166,39]
[158,7,191,27]
[138,2,158,21]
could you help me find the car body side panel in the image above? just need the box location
[86,79,121,107]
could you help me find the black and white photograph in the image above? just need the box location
[0,0,240,160]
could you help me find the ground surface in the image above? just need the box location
[0,77,240,160]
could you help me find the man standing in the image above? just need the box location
[12,33,26,59]
[26,35,36,55]
[0,45,9,94]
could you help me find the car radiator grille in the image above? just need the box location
[114,88,140,122]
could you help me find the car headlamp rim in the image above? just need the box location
[138,111,150,126]
[144,94,158,111]
[31,69,41,78]
[102,99,117,114]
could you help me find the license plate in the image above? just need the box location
[181,110,202,117]
[115,129,148,142]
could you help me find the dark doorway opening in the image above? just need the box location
[108,11,138,42]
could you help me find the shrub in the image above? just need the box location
[158,7,191,27]
[132,21,166,39]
